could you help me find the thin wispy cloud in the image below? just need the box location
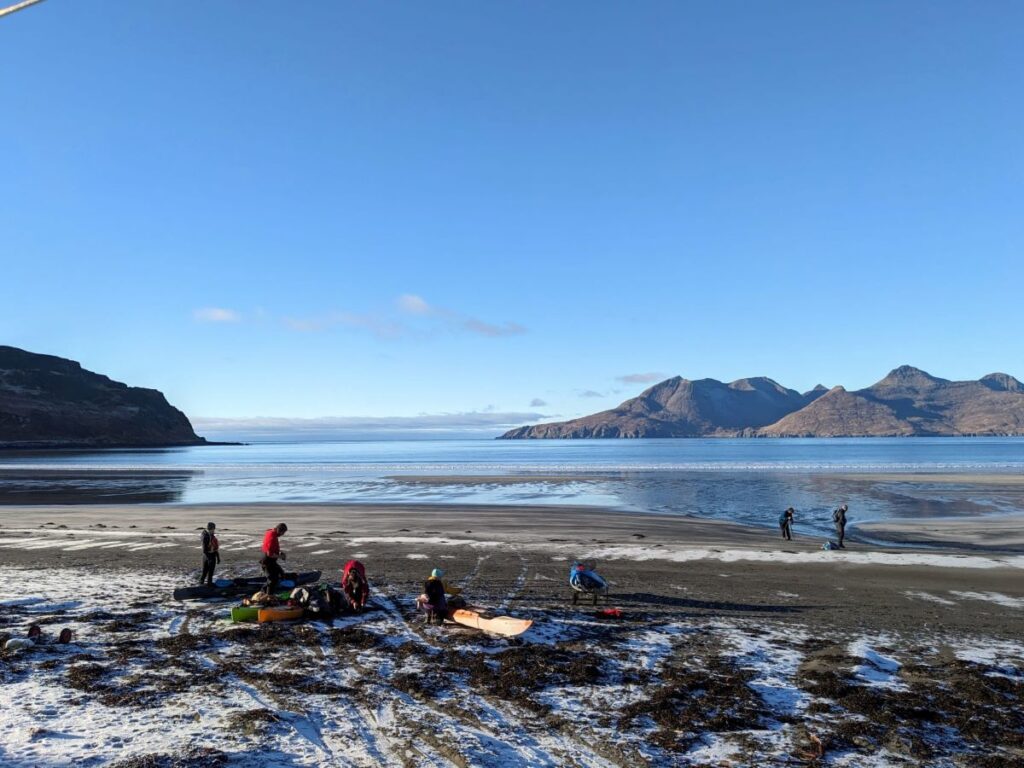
[578,390,605,398]
[617,372,666,384]
[281,295,525,341]
[283,311,404,339]
[193,307,241,324]
[396,294,527,338]
[396,294,431,315]
[529,398,548,407]
[193,411,547,441]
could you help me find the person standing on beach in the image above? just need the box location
[261,523,288,589]
[200,522,220,586]
[779,508,795,541]
[833,504,848,548]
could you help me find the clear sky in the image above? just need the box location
[2,1,1022,438]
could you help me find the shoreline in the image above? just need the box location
[3,500,1024,552]
[3,501,1023,766]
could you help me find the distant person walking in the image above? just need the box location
[833,504,848,548]
[779,508,795,541]
[261,523,288,590]
[200,522,220,586]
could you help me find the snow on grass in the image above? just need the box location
[903,590,956,606]
[580,545,1024,570]
[949,590,1024,609]
[952,637,1024,668]
[718,623,809,718]
[347,536,504,549]
[848,637,905,689]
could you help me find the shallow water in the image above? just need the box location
[1,438,1023,534]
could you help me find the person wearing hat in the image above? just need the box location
[832,504,849,548]
[200,522,220,586]
[415,568,464,625]
[261,522,288,590]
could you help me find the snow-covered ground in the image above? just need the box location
[1,566,1023,767]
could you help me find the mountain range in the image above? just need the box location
[501,366,1024,438]
[0,345,206,448]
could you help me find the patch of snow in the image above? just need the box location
[903,590,956,606]
[578,545,1024,570]
[849,638,904,689]
[950,591,1024,609]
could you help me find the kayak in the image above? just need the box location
[258,606,304,623]
[449,608,533,638]
[173,571,321,601]
[230,605,260,623]
[230,591,294,623]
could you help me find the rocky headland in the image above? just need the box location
[0,345,206,448]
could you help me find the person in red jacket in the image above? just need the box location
[341,559,369,611]
[261,523,288,589]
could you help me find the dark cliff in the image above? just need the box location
[0,345,206,448]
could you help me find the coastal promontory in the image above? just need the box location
[0,345,206,448]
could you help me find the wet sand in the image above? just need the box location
[1,502,1022,640]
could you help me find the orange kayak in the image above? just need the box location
[257,606,304,623]
[449,608,533,637]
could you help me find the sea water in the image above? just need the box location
[1,438,1023,534]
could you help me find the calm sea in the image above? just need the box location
[2,438,1023,533]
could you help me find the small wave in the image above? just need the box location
[2,461,1024,474]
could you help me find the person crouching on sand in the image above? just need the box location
[261,523,288,589]
[341,559,370,611]
[779,508,795,541]
[416,568,463,625]
[200,521,220,586]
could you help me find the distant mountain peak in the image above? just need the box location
[981,372,1024,392]
[873,365,945,389]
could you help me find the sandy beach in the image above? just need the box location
[2,502,1023,767]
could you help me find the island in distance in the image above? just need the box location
[0,345,207,449]
[501,366,1024,439]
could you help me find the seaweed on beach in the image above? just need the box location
[226,707,281,737]
[331,626,382,650]
[101,611,153,633]
[621,653,768,751]
[105,746,229,768]
[155,632,210,655]
[797,655,1024,763]
[456,645,608,714]
[66,662,108,691]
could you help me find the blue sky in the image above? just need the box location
[2,2,1022,438]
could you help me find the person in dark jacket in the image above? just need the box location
[200,522,220,586]
[416,568,461,625]
[779,508,795,541]
[260,523,288,589]
[833,504,848,548]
